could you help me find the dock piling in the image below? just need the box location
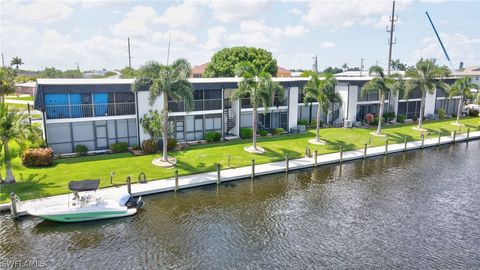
[285,154,289,173]
[363,143,367,159]
[174,170,179,191]
[314,150,318,167]
[421,134,425,149]
[110,171,115,185]
[251,159,255,179]
[452,130,457,143]
[216,164,221,185]
[467,128,470,141]
[10,192,18,220]
[438,132,441,146]
[403,137,407,152]
[339,146,343,163]
[126,176,131,195]
[385,139,388,155]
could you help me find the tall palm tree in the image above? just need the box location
[132,59,194,162]
[231,61,284,151]
[0,104,32,183]
[448,77,479,124]
[303,72,340,142]
[0,67,16,103]
[10,57,24,70]
[361,66,403,135]
[405,58,450,130]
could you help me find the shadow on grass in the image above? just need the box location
[324,139,357,151]
[0,174,58,202]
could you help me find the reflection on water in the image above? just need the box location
[1,142,480,269]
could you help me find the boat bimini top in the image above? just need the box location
[68,179,100,192]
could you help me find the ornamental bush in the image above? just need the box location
[297,119,308,126]
[468,109,479,117]
[22,148,54,167]
[75,144,88,156]
[259,130,268,136]
[438,108,446,119]
[205,131,221,142]
[110,142,129,153]
[364,113,374,124]
[167,138,177,151]
[142,139,158,154]
[240,127,253,139]
[397,114,406,123]
[273,128,285,135]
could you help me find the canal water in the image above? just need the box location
[1,142,480,269]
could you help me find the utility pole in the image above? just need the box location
[312,55,318,73]
[127,37,132,68]
[76,62,80,71]
[386,0,397,76]
[1,52,4,67]
[360,58,365,76]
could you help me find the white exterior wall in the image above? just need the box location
[137,91,164,143]
[288,87,299,130]
[336,83,357,122]
[424,89,437,115]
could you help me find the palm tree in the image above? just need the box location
[0,67,16,103]
[448,77,479,124]
[405,58,450,130]
[303,72,340,142]
[0,104,32,183]
[231,61,284,152]
[10,57,24,70]
[132,59,194,163]
[361,66,403,135]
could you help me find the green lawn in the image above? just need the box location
[4,102,30,111]
[0,117,479,203]
[5,95,34,101]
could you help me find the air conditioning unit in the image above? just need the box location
[344,120,353,128]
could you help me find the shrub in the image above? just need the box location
[131,144,140,150]
[452,113,457,118]
[167,138,177,151]
[397,114,406,123]
[110,142,129,153]
[310,119,323,128]
[240,127,253,139]
[438,108,446,119]
[383,111,396,122]
[468,109,479,117]
[364,113,374,124]
[22,148,54,167]
[75,144,88,156]
[205,131,221,142]
[273,128,285,135]
[297,119,308,126]
[142,139,158,154]
[371,116,379,126]
[259,130,268,136]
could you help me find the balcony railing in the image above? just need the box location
[169,99,222,112]
[241,97,287,108]
[45,103,135,119]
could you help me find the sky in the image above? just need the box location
[1,0,479,72]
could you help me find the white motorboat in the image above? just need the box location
[28,179,144,223]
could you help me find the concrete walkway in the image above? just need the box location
[2,130,480,217]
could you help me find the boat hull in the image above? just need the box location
[29,208,137,223]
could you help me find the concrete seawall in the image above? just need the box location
[2,130,479,217]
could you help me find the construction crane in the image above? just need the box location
[425,11,453,68]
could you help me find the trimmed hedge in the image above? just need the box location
[142,139,157,154]
[240,127,253,139]
[75,144,88,156]
[259,130,268,136]
[468,109,479,117]
[397,114,406,123]
[205,131,221,142]
[273,128,285,135]
[22,148,54,167]
[167,138,177,151]
[297,119,308,126]
[110,142,129,153]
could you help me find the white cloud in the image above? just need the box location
[6,1,74,23]
[112,6,159,38]
[302,0,411,29]
[203,26,227,50]
[320,42,336,48]
[157,1,203,28]
[152,30,198,45]
[290,7,302,15]
[412,33,480,66]
[208,0,270,23]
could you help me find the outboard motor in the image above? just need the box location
[119,193,145,209]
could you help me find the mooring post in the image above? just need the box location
[438,132,441,146]
[384,139,388,155]
[251,159,255,179]
[467,128,470,141]
[216,164,221,185]
[314,150,318,167]
[10,192,18,220]
[227,154,231,167]
[363,143,368,159]
[285,154,289,173]
[453,130,457,143]
[339,146,343,163]
[126,176,131,195]
[421,134,425,149]
[174,170,179,191]
[404,137,407,152]
[110,171,115,185]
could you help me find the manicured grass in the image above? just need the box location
[5,95,34,101]
[4,102,30,111]
[0,117,479,203]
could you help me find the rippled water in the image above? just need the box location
[1,142,480,269]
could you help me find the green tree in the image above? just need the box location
[140,110,163,140]
[132,59,194,162]
[10,57,24,70]
[303,72,341,142]
[405,59,450,130]
[39,67,63,78]
[204,47,278,77]
[0,104,36,183]
[322,67,343,74]
[63,69,83,78]
[120,67,136,78]
[362,66,403,135]
[391,59,407,71]
[0,67,16,103]
[448,77,479,124]
[230,61,284,151]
